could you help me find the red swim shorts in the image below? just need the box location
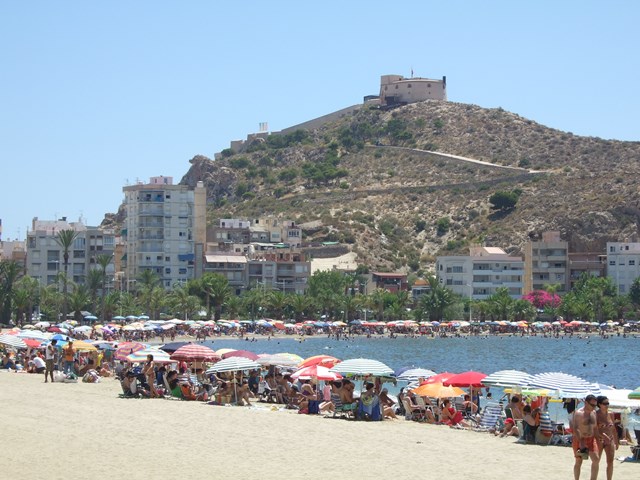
[572,436,599,457]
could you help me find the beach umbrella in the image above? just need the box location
[114,342,147,361]
[291,365,343,382]
[298,355,341,369]
[420,372,456,385]
[482,369,534,388]
[205,356,260,374]
[84,315,98,321]
[0,334,27,349]
[411,382,465,398]
[22,338,43,348]
[257,353,304,367]
[74,326,93,333]
[170,343,220,362]
[158,341,188,353]
[444,371,487,387]
[126,347,173,364]
[222,350,259,361]
[216,348,237,356]
[396,368,437,383]
[526,372,600,398]
[17,330,50,340]
[92,341,116,350]
[112,316,125,321]
[71,340,98,352]
[34,321,50,328]
[330,358,394,378]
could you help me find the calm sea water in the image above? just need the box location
[202,334,639,390]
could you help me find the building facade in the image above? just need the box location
[524,231,569,294]
[26,217,116,287]
[436,246,524,300]
[122,176,206,290]
[379,74,447,106]
[567,252,606,290]
[606,242,640,294]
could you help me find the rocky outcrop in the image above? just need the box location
[180,155,238,204]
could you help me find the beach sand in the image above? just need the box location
[1,372,637,480]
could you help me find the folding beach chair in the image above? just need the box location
[474,402,502,432]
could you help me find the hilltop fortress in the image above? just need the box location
[217,73,447,158]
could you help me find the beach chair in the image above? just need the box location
[402,398,425,422]
[357,394,382,421]
[474,402,502,432]
[535,411,553,445]
[415,396,434,422]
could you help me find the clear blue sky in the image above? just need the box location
[1,1,638,240]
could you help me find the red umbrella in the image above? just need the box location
[443,371,487,387]
[222,350,259,361]
[420,372,456,385]
[298,355,341,368]
[291,365,343,381]
[23,339,43,348]
[170,343,220,362]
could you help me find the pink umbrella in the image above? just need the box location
[222,350,259,361]
[443,371,487,388]
[114,342,147,362]
[291,365,343,382]
[421,372,457,385]
[170,343,220,362]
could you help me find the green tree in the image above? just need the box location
[55,229,80,322]
[486,287,514,321]
[69,285,90,323]
[200,273,230,320]
[417,276,456,321]
[86,268,103,314]
[0,260,22,324]
[489,191,519,211]
[96,254,113,319]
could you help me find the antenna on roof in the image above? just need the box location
[410,67,414,78]
[259,122,269,133]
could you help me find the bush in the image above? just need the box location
[228,157,250,169]
[489,190,520,211]
[436,217,451,235]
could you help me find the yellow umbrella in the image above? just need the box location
[411,382,465,398]
[71,340,97,352]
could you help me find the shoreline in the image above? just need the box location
[1,372,638,480]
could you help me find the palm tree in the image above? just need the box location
[289,293,313,322]
[267,290,288,319]
[0,260,22,324]
[15,276,40,325]
[86,269,102,314]
[486,287,514,321]
[69,285,90,323]
[201,273,230,320]
[224,295,242,320]
[55,229,79,322]
[95,254,113,319]
[419,277,456,321]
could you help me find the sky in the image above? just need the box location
[1,1,639,241]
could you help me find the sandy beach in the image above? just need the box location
[1,372,637,480]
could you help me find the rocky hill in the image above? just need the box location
[178,100,640,273]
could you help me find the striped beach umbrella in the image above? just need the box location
[0,334,27,349]
[114,342,147,362]
[205,356,260,374]
[396,368,437,382]
[330,358,394,378]
[170,343,220,362]
[482,370,534,388]
[526,372,600,398]
[16,330,50,340]
[298,355,341,369]
[126,347,173,364]
[291,365,343,382]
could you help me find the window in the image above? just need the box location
[165,268,171,274]
[609,260,616,266]
[165,256,170,262]
[629,260,636,266]
[610,246,615,252]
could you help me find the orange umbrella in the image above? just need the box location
[411,382,465,398]
[298,355,341,368]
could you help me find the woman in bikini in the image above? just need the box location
[142,354,158,398]
[596,396,619,480]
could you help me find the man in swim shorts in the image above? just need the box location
[571,394,600,480]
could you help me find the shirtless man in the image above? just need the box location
[572,394,600,480]
[595,396,618,480]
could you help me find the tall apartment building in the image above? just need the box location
[524,231,569,294]
[26,217,116,287]
[436,246,524,300]
[122,176,206,289]
[567,252,606,290]
[207,217,302,252]
[606,242,640,294]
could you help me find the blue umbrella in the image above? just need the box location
[84,315,98,321]
[159,341,189,353]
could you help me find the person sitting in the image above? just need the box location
[462,394,479,415]
[441,398,467,428]
[522,405,540,443]
[236,379,254,406]
[2,353,16,370]
[497,417,520,437]
[357,383,382,421]
[165,370,182,398]
[99,363,113,378]
[379,388,398,419]
[215,381,233,405]
[179,381,208,401]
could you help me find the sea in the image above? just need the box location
[202,333,639,390]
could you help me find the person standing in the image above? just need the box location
[596,396,619,480]
[44,339,57,383]
[63,341,75,375]
[572,394,600,480]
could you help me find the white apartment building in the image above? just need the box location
[123,177,206,289]
[26,217,116,287]
[436,246,524,300]
[606,242,640,294]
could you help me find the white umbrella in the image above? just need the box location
[0,334,27,349]
[397,368,437,382]
[34,321,50,328]
[17,330,50,340]
[73,326,93,333]
[526,372,600,398]
[330,358,394,377]
[126,347,173,364]
[483,369,534,388]
[206,357,260,374]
